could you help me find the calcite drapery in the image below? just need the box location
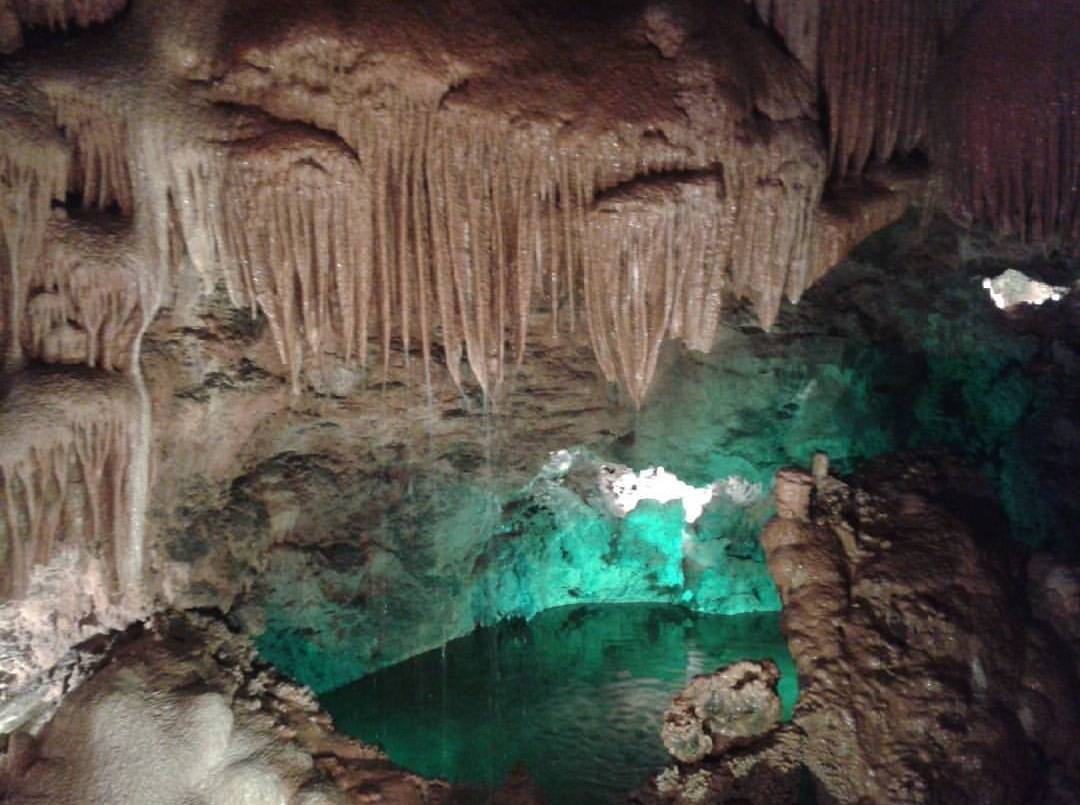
[0,371,137,599]
[0,0,128,53]
[932,0,1080,246]
[749,0,979,180]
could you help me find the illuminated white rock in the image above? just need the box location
[606,466,715,523]
[542,448,763,525]
[982,269,1068,309]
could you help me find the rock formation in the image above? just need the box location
[0,611,469,804]
[661,659,782,764]
[0,0,1076,801]
[641,457,1080,804]
[931,0,1080,246]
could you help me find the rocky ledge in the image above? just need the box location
[642,455,1080,805]
[0,610,545,804]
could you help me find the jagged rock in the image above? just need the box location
[637,457,1080,804]
[660,457,1080,804]
[661,659,782,763]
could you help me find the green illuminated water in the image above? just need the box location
[321,603,797,805]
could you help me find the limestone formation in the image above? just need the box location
[0,611,464,805]
[641,458,1080,804]
[0,1,1075,802]
[661,659,782,763]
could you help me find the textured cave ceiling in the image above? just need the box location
[0,0,1076,739]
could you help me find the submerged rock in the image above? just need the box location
[661,659,782,763]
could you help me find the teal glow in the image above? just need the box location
[258,467,780,693]
[257,221,1067,698]
[321,604,797,805]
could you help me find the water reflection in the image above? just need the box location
[321,603,797,805]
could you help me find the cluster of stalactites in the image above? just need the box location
[0,135,71,368]
[584,136,821,406]
[0,375,135,599]
[1,88,142,371]
[210,108,700,399]
[23,213,141,370]
[931,0,1080,246]
[585,174,730,407]
[0,0,128,53]
[749,0,978,180]
[205,108,825,403]
[7,0,126,30]
[1,88,828,404]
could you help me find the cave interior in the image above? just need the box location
[0,1,1077,803]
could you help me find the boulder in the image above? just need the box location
[661,659,782,763]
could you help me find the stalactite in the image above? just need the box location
[0,118,71,368]
[44,87,133,213]
[586,177,703,407]
[22,212,140,369]
[750,0,977,181]
[8,0,127,30]
[931,0,1080,246]
[222,127,370,393]
[0,373,136,600]
[0,0,841,407]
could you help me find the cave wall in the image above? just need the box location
[0,0,1076,728]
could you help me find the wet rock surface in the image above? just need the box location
[640,456,1080,804]
[661,660,782,763]
[0,610,541,804]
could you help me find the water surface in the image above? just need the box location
[321,603,797,804]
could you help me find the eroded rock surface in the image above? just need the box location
[661,659,782,763]
[0,611,534,804]
[641,457,1080,804]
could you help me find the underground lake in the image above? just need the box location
[320,604,798,804]
[0,1,1076,800]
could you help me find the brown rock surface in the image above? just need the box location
[661,659,782,763]
[641,456,1080,804]
[0,610,532,804]
[0,0,927,719]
